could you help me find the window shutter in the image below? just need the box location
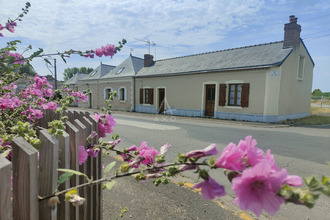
[149,89,154,105]
[103,89,106,100]
[124,88,127,101]
[219,84,227,106]
[140,88,143,104]
[117,88,121,100]
[241,83,250,107]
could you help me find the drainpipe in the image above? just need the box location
[132,76,136,112]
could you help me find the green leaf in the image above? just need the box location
[57,169,88,179]
[105,180,116,190]
[58,172,74,185]
[104,161,116,173]
[44,58,51,65]
[304,176,320,189]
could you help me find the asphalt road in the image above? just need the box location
[76,109,330,220]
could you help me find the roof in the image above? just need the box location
[136,41,293,77]
[64,72,89,84]
[101,55,144,79]
[79,63,116,81]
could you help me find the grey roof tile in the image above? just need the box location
[101,55,144,79]
[136,41,293,77]
[64,72,89,84]
[79,63,116,81]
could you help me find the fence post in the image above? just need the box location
[73,118,88,220]
[39,129,59,220]
[65,121,80,220]
[0,156,12,220]
[12,137,39,220]
[56,131,71,220]
[87,113,102,220]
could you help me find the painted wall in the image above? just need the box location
[77,78,133,111]
[135,69,267,117]
[278,42,314,116]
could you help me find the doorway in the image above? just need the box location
[205,84,215,116]
[158,88,165,114]
[88,93,92,108]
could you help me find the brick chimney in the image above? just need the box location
[283,15,301,48]
[144,54,154,67]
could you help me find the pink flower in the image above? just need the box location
[6,23,15,33]
[95,48,103,57]
[232,161,285,217]
[138,142,158,165]
[42,101,57,111]
[159,143,171,155]
[79,146,88,165]
[0,24,3,31]
[215,142,245,171]
[103,44,115,57]
[238,136,264,167]
[178,164,197,172]
[193,177,226,200]
[30,109,43,119]
[43,88,53,97]
[185,144,219,159]
[86,147,100,157]
[120,144,137,161]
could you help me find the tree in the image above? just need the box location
[63,67,93,81]
[18,63,37,76]
[312,89,323,97]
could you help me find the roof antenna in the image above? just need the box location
[134,38,157,60]
[130,48,134,56]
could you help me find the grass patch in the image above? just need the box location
[278,106,330,126]
[311,106,330,115]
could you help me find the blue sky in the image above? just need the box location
[1,0,329,91]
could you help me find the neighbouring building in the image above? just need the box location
[134,15,314,122]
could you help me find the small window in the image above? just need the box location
[116,67,124,75]
[140,88,154,104]
[119,88,125,101]
[104,88,112,100]
[298,56,305,80]
[228,84,242,106]
[90,70,97,77]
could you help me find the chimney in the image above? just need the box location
[144,54,154,67]
[283,15,301,48]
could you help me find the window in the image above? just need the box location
[140,88,154,104]
[117,87,127,101]
[219,83,250,107]
[298,56,305,80]
[228,84,242,106]
[116,67,124,75]
[104,88,113,100]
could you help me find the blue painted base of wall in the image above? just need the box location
[135,105,309,123]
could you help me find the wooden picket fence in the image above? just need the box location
[0,110,103,220]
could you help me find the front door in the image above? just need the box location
[158,88,165,114]
[205,84,215,116]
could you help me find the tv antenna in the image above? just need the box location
[134,38,157,60]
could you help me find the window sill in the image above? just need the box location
[119,100,127,103]
[224,106,242,110]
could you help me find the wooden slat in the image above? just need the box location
[87,114,101,220]
[12,137,39,220]
[73,119,88,220]
[56,132,71,220]
[0,156,12,220]
[39,130,59,220]
[65,121,79,220]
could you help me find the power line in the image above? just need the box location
[303,33,330,41]
[303,28,330,37]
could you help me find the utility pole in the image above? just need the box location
[54,59,57,89]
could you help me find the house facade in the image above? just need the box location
[134,16,314,122]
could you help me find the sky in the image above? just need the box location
[0,0,329,92]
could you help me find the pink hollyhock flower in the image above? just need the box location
[86,147,100,157]
[0,24,3,30]
[95,48,103,57]
[0,33,3,37]
[232,161,285,217]
[42,101,57,111]
[185,144,219,159]
[43,88,53,97]
[80,93,87,101]
[97,123,106,138]
[193,177,226,200]
[103,44,115,57]
[237,136,264,167]
[120,144,137,161]
[6,23,15,33]
[128,155,145,167]
[138,142,159,165]
[215,142,245,171]
[79,146,88,165]
[31,109,43,119]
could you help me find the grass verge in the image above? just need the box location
[279,107,330,126]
